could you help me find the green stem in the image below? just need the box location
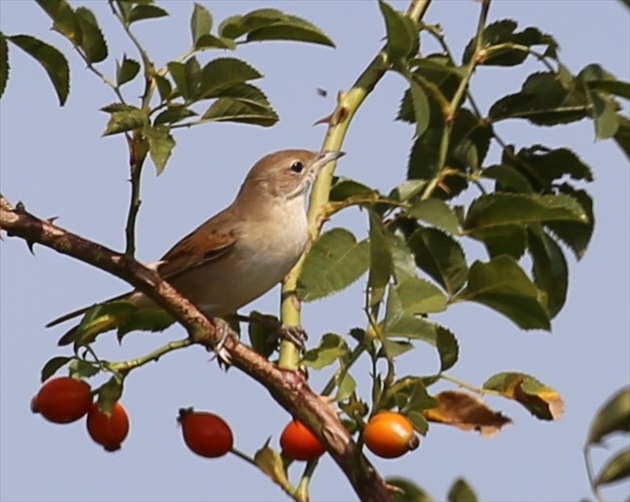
[230,447,258,468]
[278,0,433,369]
[108,337,192,373]
[124,151,146,257]
[583,445,604,502]
[296,459,319,502]
[439,372,502,397]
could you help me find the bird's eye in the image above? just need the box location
[290,161,304,173]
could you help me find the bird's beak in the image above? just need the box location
[317,150,345,165]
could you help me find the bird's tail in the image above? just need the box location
[46,292,130,328]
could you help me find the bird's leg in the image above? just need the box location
[233,313,308,351]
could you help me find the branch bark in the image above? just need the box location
[0,195,392,502]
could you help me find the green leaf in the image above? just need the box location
[200,57,262,98]
[408,80,430,137]
[116,308,175,340]
[388,477,433,502]
[482,164,533,194]
[254,444,291,493]
[464,193,588,232]
[378,0,417,60]
[387,232,417,282]
[471,225,527,259]
[102,106,147,135]
[381,339,414,359]
[579,64,621,140]
[75,7,107,64]
[298,228,370,302]
[167,57,201,101]
[596,448,630,487]
[195,34,236,51]
[201,97,278,127]
[614,114,630,160]
[436,326,459,372]
[483,372,564,420]
[588,79,630,100]
[463,19,559,66]
[407,124,443,180]
[247,23,334,47]
[407,199,460,234]
[128,4,168,24]
[145,125,176,174]
[383,315,437,344]
[330,177,376,202]
[154,105,197,126]
[407,228,468,295]
[457,256,550,330]
[335,372,356,402]
[68,358,100,379]
[35,0,82,44]
[96,377,123,414]
[587,386,630,445]
[219,8,334,47]
[190,3,212,46]
[154,74,172,101]
[528,227,568,318]
[389,277,448,316]
[368,211,392,306]
[40,356,72,382]
[489,71,589,126]
[301,333,348,369]
[447,478,478,502]
[8,35,69,106]
[545,186,594,260]
[116,56,140,86]
[0,32,8,100]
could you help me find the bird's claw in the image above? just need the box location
[272,324,308,351]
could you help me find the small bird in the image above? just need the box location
[47,149,345,345]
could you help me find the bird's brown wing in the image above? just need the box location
[157,208,238,280]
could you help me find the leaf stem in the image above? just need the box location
[583,444,604,502]
[439,372,503,397]
[107,337,193,373]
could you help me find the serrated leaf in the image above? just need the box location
[128,4,168,24]
[436,326,459,372]
[69,358,100,379]
[407,199,460,234]
[579,64,621,140]
[457,255,550,330]
[483,371,565,420]
[40,356,72,382]
[368,211,392,306]
[144,125,176,175]
[200,57,262,98]
[408,124,443,180]
[154,74,172,101]
[528,227,568,318]
[463,19,558,67]
[381,339,414,359]
[8,35,69,106]
[596,448,630,487]
[387,232,417,282]
[381,376,437,414]
[75,7,107,64]
[71,302,136,346]
[407,228,468,295]
[298,228,370,301]
[100,102,138,113]
[545,186,594,260]
[35,0,82,44]
[154,105,196,126]
[254,444,292,493]
[448,478,478,502]
[587,386,630,445]
[329,177,376,202]
[424,390,512,436]
[190,3,212,46]
[195,34,236,51]
[378,0,417,60]
[167,57,200,101]
[117,56,140,86]
[383,315,437,344]
[0,32,8,100]
[247,24,334,47]
[464,193,588,232]
[301,333,348,369]
[390,277,448,316]
[335,372,356,402]
[201,97,278,126]
[387,477,434,502]
[471,225,527,259]
[102,107,147,135]
[408,80,430,137]
[482,164,534,194]
[489,71,589,126]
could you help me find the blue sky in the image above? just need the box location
[1,1,628,501]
